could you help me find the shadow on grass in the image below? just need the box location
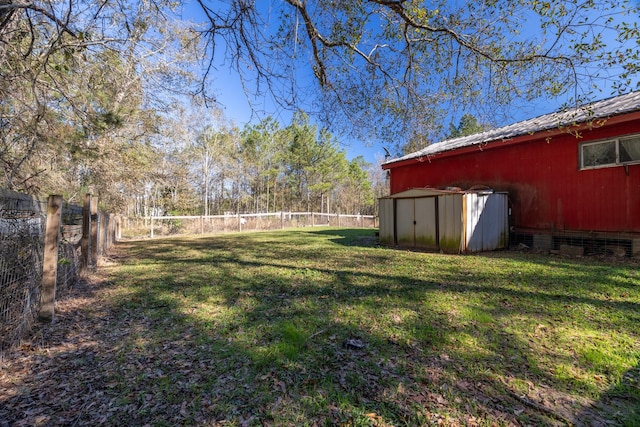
[2,229,639,425]
[581,360,640,426]
[117,232,639,422]
[124,235,640,323]
[306,228,380,247]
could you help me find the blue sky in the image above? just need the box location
[210,66,387,164]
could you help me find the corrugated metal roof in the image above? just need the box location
[384,91,640,165]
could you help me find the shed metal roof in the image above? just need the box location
[380,188,460,198]
[384,91,640,166]
[381,187,504,198]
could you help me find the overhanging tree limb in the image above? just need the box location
[0,2,77,37]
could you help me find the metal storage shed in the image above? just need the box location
[379,188,509,253]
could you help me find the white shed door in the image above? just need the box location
[439,194,463,253]
[396,198,415,246]
[378,198,395,245]
[414,197,438,249]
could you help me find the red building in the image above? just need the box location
[382,92,640,256]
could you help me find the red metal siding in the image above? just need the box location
[386,119,640,234]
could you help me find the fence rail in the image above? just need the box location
[122,212,377,239]
[0,189,118,353]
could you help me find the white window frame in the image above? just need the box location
[580,133,640,170]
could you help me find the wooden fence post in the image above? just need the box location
[81,194,91,271]
[102,213,109,254]
[150,216,154,238]
[90,196,98,266]
[109,214,114,247]
[281,211,284,229]
[39,195,63,322]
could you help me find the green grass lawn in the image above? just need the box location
[97,228,639,425]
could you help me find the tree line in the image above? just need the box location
[134,111,384,218]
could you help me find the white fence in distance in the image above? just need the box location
[123,212,377,239]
